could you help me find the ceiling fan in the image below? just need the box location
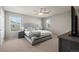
[34,8,51,15]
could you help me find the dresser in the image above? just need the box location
[58,32,79,52]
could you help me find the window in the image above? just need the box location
[10,16,21,31]
[46,19,51,28]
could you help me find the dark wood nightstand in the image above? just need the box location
[18,31,25,38]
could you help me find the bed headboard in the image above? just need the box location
[23,23,42,30]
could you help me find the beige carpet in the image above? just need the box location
[0,35,58,52]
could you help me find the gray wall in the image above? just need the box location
[42,12,71,35]
[51,12,71,35]
[5,11,42,39]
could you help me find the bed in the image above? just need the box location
[23,23,52,45]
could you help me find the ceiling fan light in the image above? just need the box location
[39,12,43,15]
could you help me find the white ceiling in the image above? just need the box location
[3,6,79,18]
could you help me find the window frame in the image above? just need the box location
[9,15,22,32]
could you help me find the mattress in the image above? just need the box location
[24,30,52,45]
[24,30,52,36]
[24,34,52,45]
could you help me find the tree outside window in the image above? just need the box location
[10,16,21,31]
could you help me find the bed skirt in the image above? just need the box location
[24,35,52,46]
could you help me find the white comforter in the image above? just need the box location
[24,30,52,36]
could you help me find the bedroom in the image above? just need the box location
[0,6,78,52]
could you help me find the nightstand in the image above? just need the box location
[18,31,25,38]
